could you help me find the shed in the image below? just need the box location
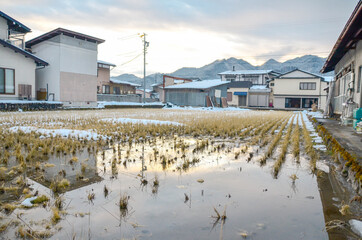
[248,85,271,107]
[164,79,230,107]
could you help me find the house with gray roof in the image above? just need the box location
[218,69,279,107]
[164,79,229,107]
[26,28,104,107]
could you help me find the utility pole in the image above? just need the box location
[142,33,149,104]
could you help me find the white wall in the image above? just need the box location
[32,41,61,101]
[0,46,36,100]
[31,34,99,103]
[274,78,323,96]
[0,17,8,40]
[227,88,249,106]
[59,35,98,76]
[335,40,362,107]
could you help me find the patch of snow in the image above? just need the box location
[9,126,103,140]
[316,161,329,173]
[313,144,327,151]
[21,197,38,207]
[164,105,251,112]
[100,118,183,126]
[349,219,362,237]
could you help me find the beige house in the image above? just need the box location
[110,78,140,94]
[153,75,193,102]
[321,1,362,116]
[226,81,252,107]
[0,11,48,100]
[97,60,116,94]
[271,69,328,110]
[26,28,104,107]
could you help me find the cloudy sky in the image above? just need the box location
[1,0,359,76]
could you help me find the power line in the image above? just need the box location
[117,53,143,67]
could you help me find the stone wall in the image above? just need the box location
[0,102,63,111]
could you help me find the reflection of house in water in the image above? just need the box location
[30,151,102,191]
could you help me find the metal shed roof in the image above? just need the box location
[164,79,230,90]
[26,28,105,48]
[98,60,116,67]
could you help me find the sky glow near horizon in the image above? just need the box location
[1,0,359,77]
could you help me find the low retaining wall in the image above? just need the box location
[97,94,141,103]
[313,119,361,195]
[0,102,63,111]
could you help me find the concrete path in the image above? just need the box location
[316,118,362,160]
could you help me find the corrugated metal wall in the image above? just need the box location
[165,85,228,107]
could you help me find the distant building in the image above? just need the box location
[153,75,193,102]
[136,88,152,98]
[97,60,116,94]
[164,79,229,107]
[26,28,105,107]
[219,69,278,107]
[0,11,48,100]
[271,69,328,110]
[321,1,362,117]
[226,81,252,107]
[218,69,279,85]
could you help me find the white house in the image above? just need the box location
[0,11,48,100]
[26,28,104,107]
[271,69,328,110]
[321,1,362,117]
[219,69,279,107]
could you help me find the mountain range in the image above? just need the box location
[112,55,331,89]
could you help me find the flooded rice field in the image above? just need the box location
[0,109,359,239]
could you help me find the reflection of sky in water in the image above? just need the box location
[45,138,328,240]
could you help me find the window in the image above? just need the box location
[102,85,110,94]
[270,83,274,86]
[243,75,259,84]
[227,92,232,101]
[113,87,120,94]
[300,82,316,90]
[0,68,15,94]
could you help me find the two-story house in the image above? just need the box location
[271,69,328,110]
[0,11,48,100]
[218,69,279,107]
[26,28,104,107]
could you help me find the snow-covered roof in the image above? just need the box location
[98,60,116,67]
[151,83,162,87]
[249,85,271,92]
[164,79,229,90]
[323,76,334,82]
[218,70,275,75]
[110,78,141,87]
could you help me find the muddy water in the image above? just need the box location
[2,137,328,240]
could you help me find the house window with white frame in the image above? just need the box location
[0,68,15,94]
[300,82,316,90]
[102,85,110,94]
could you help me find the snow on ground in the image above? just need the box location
[9,126,103,140]
[306,110,324,119]
[164,105,251,112]
[100,118,183,126]
[349,219,362,237]
[302,110,327,151]
[97,101,164,108]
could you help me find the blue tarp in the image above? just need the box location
[233,92,247,96]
